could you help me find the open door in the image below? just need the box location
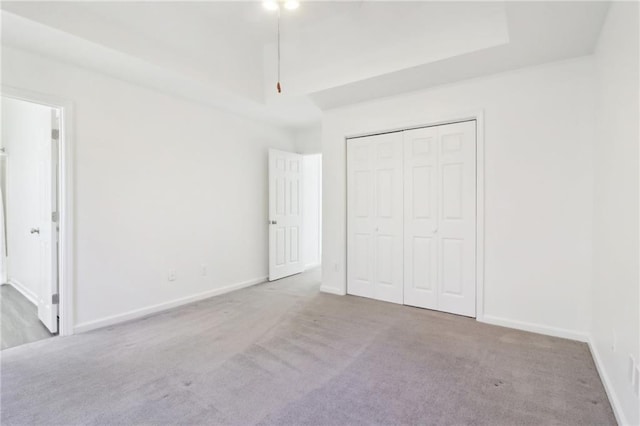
[36,110,59,333]
[269,149,304,281]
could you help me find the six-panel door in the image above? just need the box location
[347,120,476,317]
[269,149,304,281]
[347,132,404,304]
[402,126,439,311]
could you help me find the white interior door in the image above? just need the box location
[404,121,476,317]
[36,110,59,333]
[403,126,439,310]
[269,149,304,281]
[436,121,476,316]
[347,132,403,304]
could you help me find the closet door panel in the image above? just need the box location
[403,127,438,309]
[347,139,376,299]
[347,132,403,304]
[373,133,403,304]
[437,121,476,317]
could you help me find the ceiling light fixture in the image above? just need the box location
[263,1,279,11]
[263,0,300,93]
[263,0,299,11]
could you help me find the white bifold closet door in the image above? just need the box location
[403,121,476,317]
[346,132,403,304]
[347,120,476,317]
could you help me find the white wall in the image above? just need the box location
[1,46,296,331]
[322,57,596,339]
[592,3,640,424]
[0,140,5,283]
[295,125,322,154]
[302,154,322,269]
[1,97,52,303]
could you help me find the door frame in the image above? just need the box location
[344,110,485,321]
[2,85,75,336]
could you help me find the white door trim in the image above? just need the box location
[343,110,485,321]
[1,85,75,336]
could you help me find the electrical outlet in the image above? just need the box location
[334,263,339,272]
[201,265,207,276]
[629,355,636,384]
[168,270,176,282]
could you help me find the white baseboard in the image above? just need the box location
[478,314,588,342]
[319,285,346,296]
[5,279,38,306]
[588,337,629,426]
[74,276,267,334]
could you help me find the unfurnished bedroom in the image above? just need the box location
[0,1,638,425]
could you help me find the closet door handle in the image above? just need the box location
[30,228,40,234]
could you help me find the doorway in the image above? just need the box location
[1,95,63,349]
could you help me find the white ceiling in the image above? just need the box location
[264,2,510,95]
[1,1,610,128]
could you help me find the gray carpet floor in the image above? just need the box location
[1,269,615,425]
[1,284,53,350]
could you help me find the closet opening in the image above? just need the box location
[346,117,483,318]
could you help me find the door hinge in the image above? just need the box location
[52,211,59,222]
[52,294,59,304]
[51,129,60,141]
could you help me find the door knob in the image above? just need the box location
[30,228,40,234]
[270,220,277,225]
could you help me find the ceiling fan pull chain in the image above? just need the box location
[277,8,282,93]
